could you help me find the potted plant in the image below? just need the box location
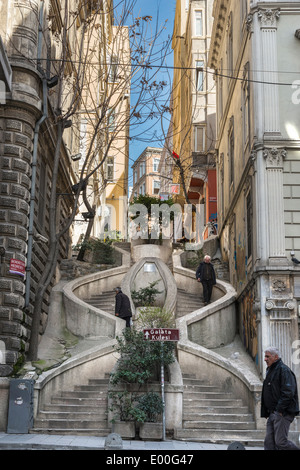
[108,328,175,439]
[108,390,146,439]
[136,392,164,440]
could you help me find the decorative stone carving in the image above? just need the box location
[258,8,280,28]
[246,14,253,33]
[263,147,287,169]
[272,279,286,292]
[265,299,296,313]
[264,298,297,368]
[250,150,257,165]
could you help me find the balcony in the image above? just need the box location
[191,151,215,168]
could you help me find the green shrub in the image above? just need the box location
[131,280,162,307]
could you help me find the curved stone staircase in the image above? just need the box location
[31,242,266,446]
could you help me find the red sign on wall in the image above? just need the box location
[9,259,25,276]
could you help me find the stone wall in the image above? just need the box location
[0,106,36,374]
[0,0,74,375]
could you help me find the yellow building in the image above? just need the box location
[71,7,130,243]
[130,147,163,201]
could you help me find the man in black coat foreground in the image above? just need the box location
[196,255,216,305]
[261,347,300,450]
[114,287,132,328]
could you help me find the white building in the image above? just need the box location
[209,0,300,384]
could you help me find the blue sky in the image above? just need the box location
[126,0,176,188]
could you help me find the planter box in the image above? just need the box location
[139,422,163,440]
[113,421,136,439]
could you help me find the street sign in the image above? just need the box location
[143,328,180,442]
[143,328,180,342]
[9,259,25,276]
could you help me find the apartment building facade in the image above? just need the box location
[72,22,130,244]
[0,0,127,373]
[130,147,163,201]
[169,0,217,240]
[209,0,300,381]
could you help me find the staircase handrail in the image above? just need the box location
[173,249,263,427]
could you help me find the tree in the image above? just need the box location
[26,0,173,360]
[129,193,179,242]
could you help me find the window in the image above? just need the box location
[228,13,233,77]
[246,191,253,260]
[109,55,118,82]
[38,159,46,227]
[106,157,114,181]
[228,117,234,187]
[153,180,160,195]
[194,126,205,152]
[241,0,248,26]
[139,161,145,178]
[108,108,115,132]
[139,182,145,195]
[79,118,87,163]
[153,158,160,172]
[195,11,203,36]
[196,60,204,91]
[134,170,138,184]
[242,64,250,150]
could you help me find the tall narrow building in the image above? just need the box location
[169,0,217,242]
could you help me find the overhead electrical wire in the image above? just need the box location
[8,55,300,87]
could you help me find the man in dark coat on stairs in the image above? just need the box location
[114,287,132,328]
[261,347,300,450]
[196,255,216,305]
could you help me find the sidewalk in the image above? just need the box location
[0,432,263,451]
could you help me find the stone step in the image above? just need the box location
[31,428,111,437]
[183,391,233,398]
[183,385,223,392]
[183,420,256,430]
[83,292,116,313]
[33,418,109,430]
[32,376,111,436]
[43,404,107,414]
[59,390,107,398]
[183,398,244,407]
[36,410,107,420]
[176,302,202,309]
[176,290,204,317]
[183,412,253,422]
[51,396,107,406]
[174,428,265,446]
[183,406,250,415]
[74,384,109,392]
[88,378,111,385]
[178,372,263,445]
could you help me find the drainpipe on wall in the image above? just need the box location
[25,0,48,308]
